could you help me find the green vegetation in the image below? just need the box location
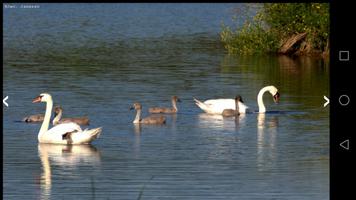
[221,3,329,56]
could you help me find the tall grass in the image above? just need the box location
[221,3,329,55]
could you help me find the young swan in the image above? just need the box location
[130,103,166,124]
[52,106,90,126]
[149,96,181,114]
[222,95,242,117]
[22,114,45,123]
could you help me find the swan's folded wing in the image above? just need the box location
[238,101,249,112]
[203,99,249,113]
[204,99,233,106]
[203,99,235,111]
[46,122,83,139]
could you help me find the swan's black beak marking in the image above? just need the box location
[130,106,134,110]
[273,92,280,103]
[177,98,182,102]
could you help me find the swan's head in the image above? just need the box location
[32,93,52,103]
[54,106,62,114]
[172,96,181,103]
[268,86,280,103]
[130,102,142,111]
[273,92,280,103]
[235,95,243,103]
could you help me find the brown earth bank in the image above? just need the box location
[278,32,329,59]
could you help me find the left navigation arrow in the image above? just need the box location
[3,96,9,107]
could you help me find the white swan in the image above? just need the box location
[194,85,279,114]
[33,93,102,144]
[194,96,249,114]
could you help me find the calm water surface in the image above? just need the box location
[3,3,329,200]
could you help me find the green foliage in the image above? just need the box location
[221,20,279,55]
[221,3,329,55]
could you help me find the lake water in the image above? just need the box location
[3,3,329,200]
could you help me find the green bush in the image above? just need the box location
[221,18,279,54]
[221,3,329,55]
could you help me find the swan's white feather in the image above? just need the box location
[70,127,102,144]
[39,122,81,144]
[194,98,249,114]
[39,123,101,144]
[46,122,82,134]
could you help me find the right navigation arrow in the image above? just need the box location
[340,139,350,150]
[323,96,329,107]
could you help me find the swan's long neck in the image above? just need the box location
[235,100,239,114]
[172,99,178,111]
[257,86,271,113]
[134,109,141,123]
[39,99,53,139]
[52,109,62,125]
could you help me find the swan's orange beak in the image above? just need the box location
[273,92,280,103]
[32,96,42,103]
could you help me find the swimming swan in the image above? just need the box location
[22,114,45,123]
[130,103,166,124]
[194,95,249,114]
[33,93,102,144]
[149,96,181,114]
[194,85,279,114]
[222,95,242,117]
[52,106,90,126]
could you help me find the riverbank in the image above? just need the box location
[221,3,329,58]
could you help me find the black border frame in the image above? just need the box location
[2,1,354,199]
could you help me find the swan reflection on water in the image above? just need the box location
[197,113,246,131]
[132,114,177,158]
[256,113,279,171]
[133,124,142,158]
[37,144,101,200]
